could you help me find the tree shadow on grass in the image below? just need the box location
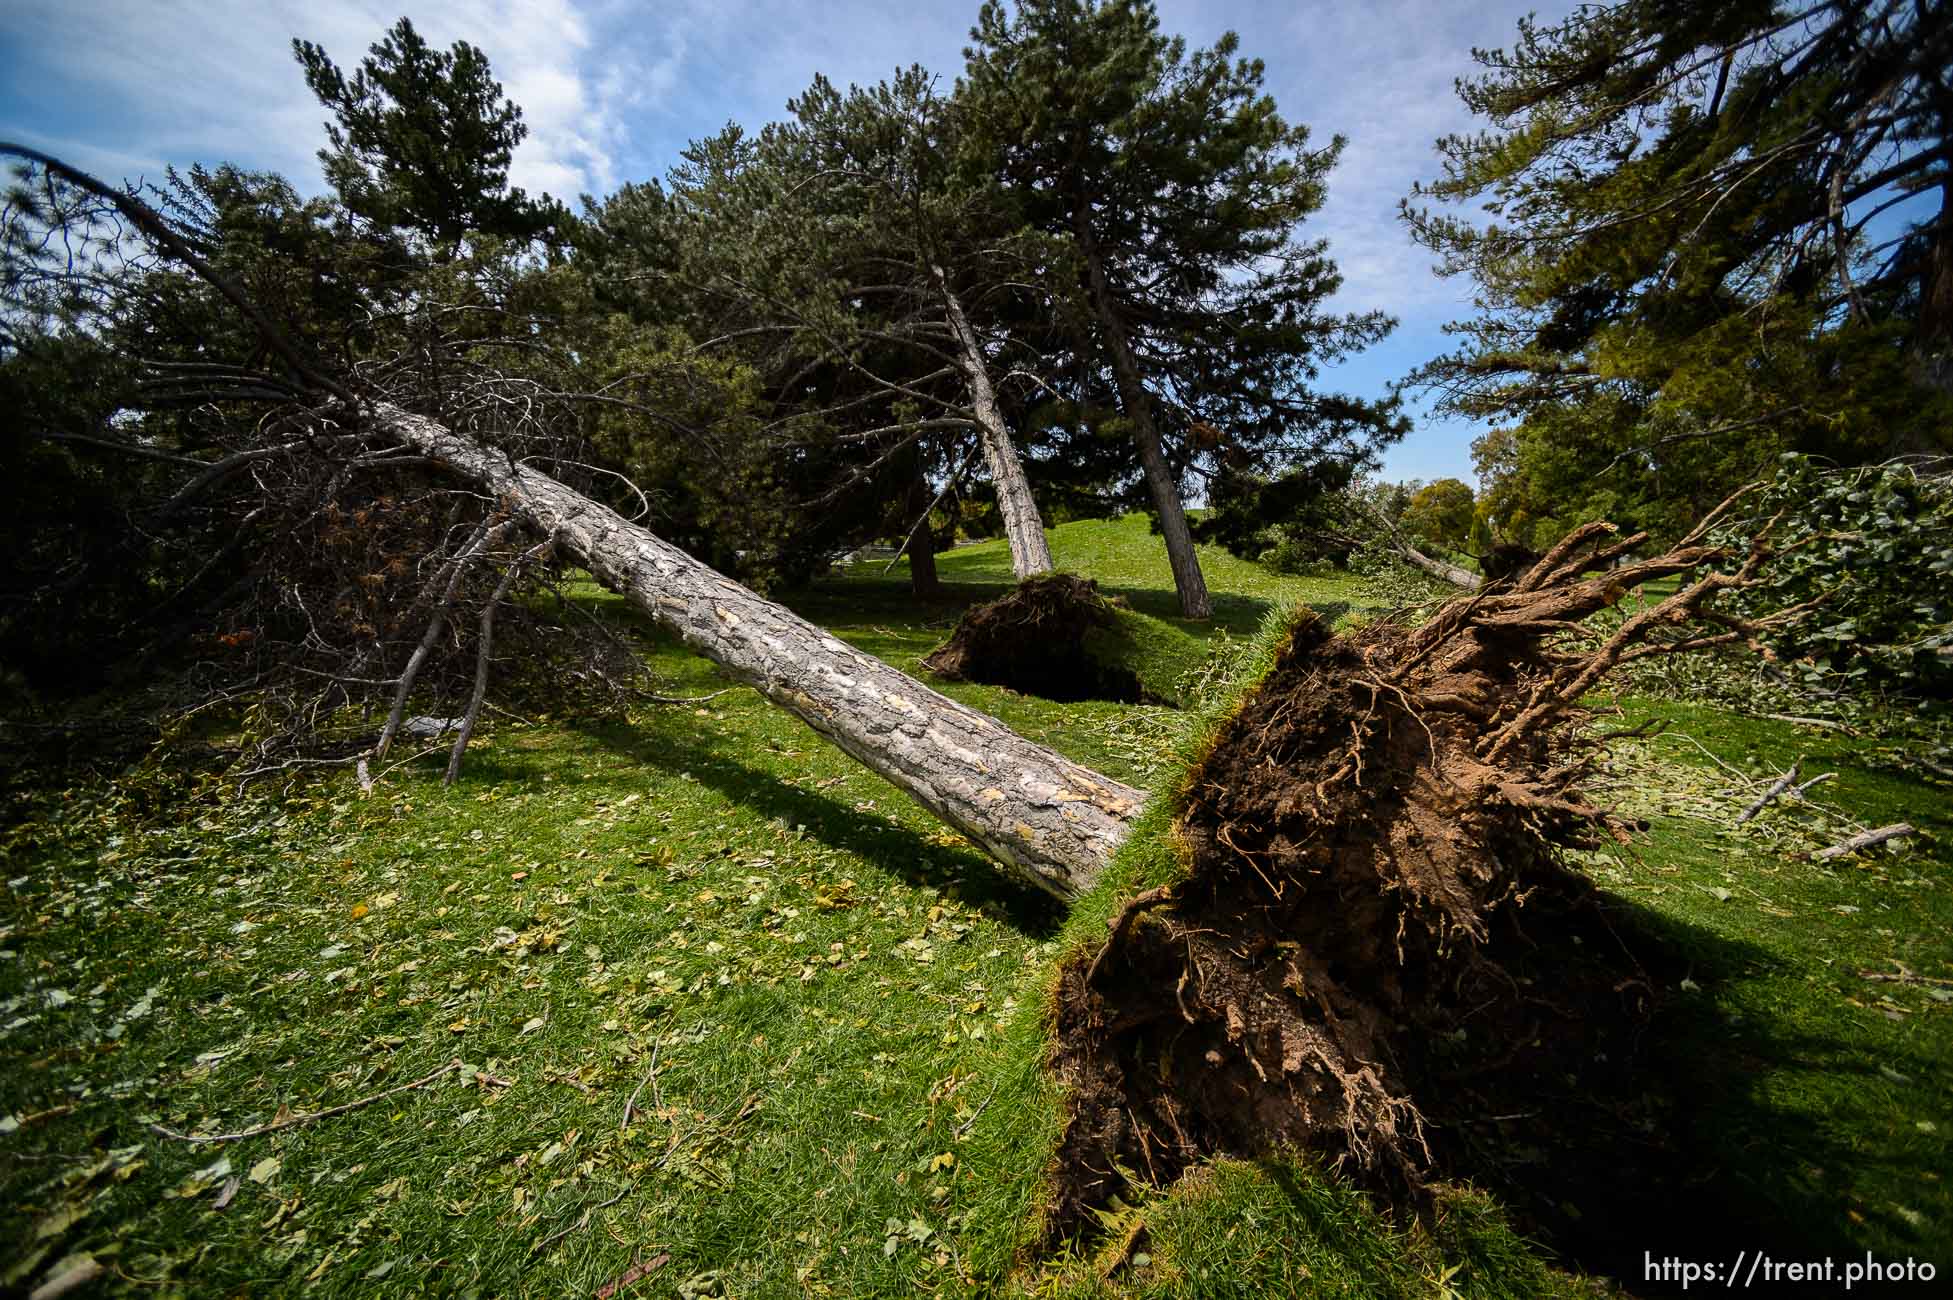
[1166,892,1943,1296]
[794,575,1358,648]
[565,711,1065,938]
[1406,893,1944,1293]
[1096,585,1283,637]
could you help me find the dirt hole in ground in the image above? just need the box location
[1041,517,1792,1281]
[922,574,1153,704]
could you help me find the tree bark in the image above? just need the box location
[1396,540,1481,591]
[933,266,1055,580]
[905,449,942,598]
[1072,214,1212,619]
[371,403,1139,900]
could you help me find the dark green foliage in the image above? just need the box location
[0,162,409,700]
[1187,460,1362,571]
[294,16,569,246]
[1715,456,1953,700]
[1406,0,1953,539]
[959,0,1406,504]
[0,334,153,696]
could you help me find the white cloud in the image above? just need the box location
[1,0,623,204]
[4,0,1566,482]
[4,0,1567,315]
[1190,0,1578,322]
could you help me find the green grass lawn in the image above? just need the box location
[2,518,1947,1297]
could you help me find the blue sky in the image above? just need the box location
[1,0,1579,485]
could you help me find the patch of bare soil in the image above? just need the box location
[922,574,1150,704]
[1043,509,1803,1272]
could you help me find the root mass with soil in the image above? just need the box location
[1043,506,1805,1270]
[923,574,1152,704]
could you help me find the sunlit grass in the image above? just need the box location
[2,518,1946,1296]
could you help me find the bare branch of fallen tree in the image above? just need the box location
[446,533,559,786]
[374,517,515,761]
[2,141,355,405]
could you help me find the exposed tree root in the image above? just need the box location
[923,574,1153,703]
[1043,502,1805,1262]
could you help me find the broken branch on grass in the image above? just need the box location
[644,687,739,705]
[532,1181,634,1253]
[621,1028,666,1132]
[1790,771,1836,798]
[1813,823,1916,859]
[1858,965,1953,987]
[956,1079,1002,1138]
[146,1058,464,1144]
[1757,713,1860,735]
[1736,759,1803,825]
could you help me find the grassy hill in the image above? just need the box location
[2,518,1947,1296]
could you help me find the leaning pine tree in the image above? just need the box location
[958,0,1406,618]
[4,144,1813,1261]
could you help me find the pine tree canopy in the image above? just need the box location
[1404,0,1953,539]
[960,0,1406,487]
[294,16,569,248]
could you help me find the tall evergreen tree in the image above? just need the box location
[583,70,1066,589]
[960,0,1404,618]
[1404,0,1953,539]
[294,16,567,246]
[778,69,1058,579]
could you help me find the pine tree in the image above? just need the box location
[583,70,1062,588]
[1404,0,1953,537]
[294,16,567,247]
[960,0,1404,618]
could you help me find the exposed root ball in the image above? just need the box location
[1043,511,1797,1261]
[923,574,1150,704]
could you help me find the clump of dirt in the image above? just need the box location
[1042,510,1797,1270]
[923,574,1151,704]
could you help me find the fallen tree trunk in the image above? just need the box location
[1394,537,1480,590]
[0,143,1135,902]
[1358,498,1481,590]
[370,403,1140,901]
